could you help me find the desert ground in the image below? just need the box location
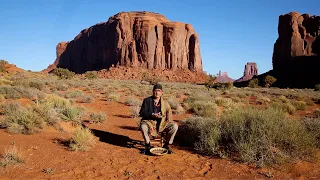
[1,66,320,179]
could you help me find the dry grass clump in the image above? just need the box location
[302,117,320,147]
[65,90,84,99]
[292,100,307,110]
[69,127,96,151]
[130,105,140,118]
[178,107,317,167]
[189,101,219,117]
[89,112,107,123]
[124,97,142,106]
[167,98,185,114]
[0,86,42,99]
[78,95,93,103]
[107,93,121,102]
[270,102,296,115]
[1,94,85,134]
[0,145,24,167]
[214,97,235,108]
[313,109,320,118]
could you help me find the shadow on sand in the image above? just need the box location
[89,128,144,150]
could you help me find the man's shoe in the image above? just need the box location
[141,143,152,155]
[163,144,173,154]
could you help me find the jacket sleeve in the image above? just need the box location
[139,98,153,119]
[165,102,173,122]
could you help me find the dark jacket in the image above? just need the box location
[139,96,172,133]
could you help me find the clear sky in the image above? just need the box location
[0,0,319,79]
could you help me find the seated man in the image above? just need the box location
[139,83,178,155]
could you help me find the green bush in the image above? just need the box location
[264,75,277,88]
[53,68,75,79]
[84,71,98,79]
[314,84,320,91]
[0,60,8,72]
[248,78,259,88]
[178,107,316,167]
[69,127,96,151]
[190,101,219,117]
[89,112,107,123]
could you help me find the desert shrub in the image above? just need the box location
[78,95,93,103]
[54,82,69,91]
[69,127,96,151]
[190,101,219,117]
[0,86,41,99]
[256,95,271,104]
[0,145,24,167]
[292,100,307,110]
[2,104,46,134]
[32,103,60,125]
[204,74,216,89]
[107,93,120,102]
[124,97,142,106]
[302,118,320,147]
[220,107,315,166]
[304,98,315,106]
[60,106,84,125]
[39,94,72,110]
[314,109,320,118]
[53,68,75,79]
[89,112,107,123]
[141,73,162,85]
[65,90,84,99]
[214,97,234,107]
[28,80,45,90]
[210,82,233,90]
[279,95,290,103]
[248,78,259,88]
[177,116,220,151]
[264,75,277,88]
[130,105,140,118]
[0,60,8,72]
[314,84,320,91]
[178,107,316,167]
[84,71,98,79]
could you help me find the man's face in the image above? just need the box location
[153,89,163,98]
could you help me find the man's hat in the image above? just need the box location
[153,83,162,90]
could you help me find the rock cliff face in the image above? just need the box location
[44,11,203,74]
[234,62,258,82]
[272,12,320,88]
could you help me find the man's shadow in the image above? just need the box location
[89,127,144,150]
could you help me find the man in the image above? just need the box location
[139,83,178,155]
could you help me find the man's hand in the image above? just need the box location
[152,112,162,118]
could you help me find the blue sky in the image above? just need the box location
[0,0,319,79]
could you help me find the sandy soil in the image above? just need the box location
[1,98,320,179]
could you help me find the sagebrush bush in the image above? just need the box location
[60,106,84,125]
[2,104,46,134]
[78,95,93,103]
[53,68,75,79]
[292,100,307,110]
[124,97,142,106]
[84,71,98,79]
[130,105,140,118]
[178,107,316,167]
[314,109,320,118]
[69,127,96,151]
[65,90,84,99]
[314,84,320,91]
[190,101,219,117]
[107,93,120,102]
[89,112,107,123]
[302,118,320,147]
